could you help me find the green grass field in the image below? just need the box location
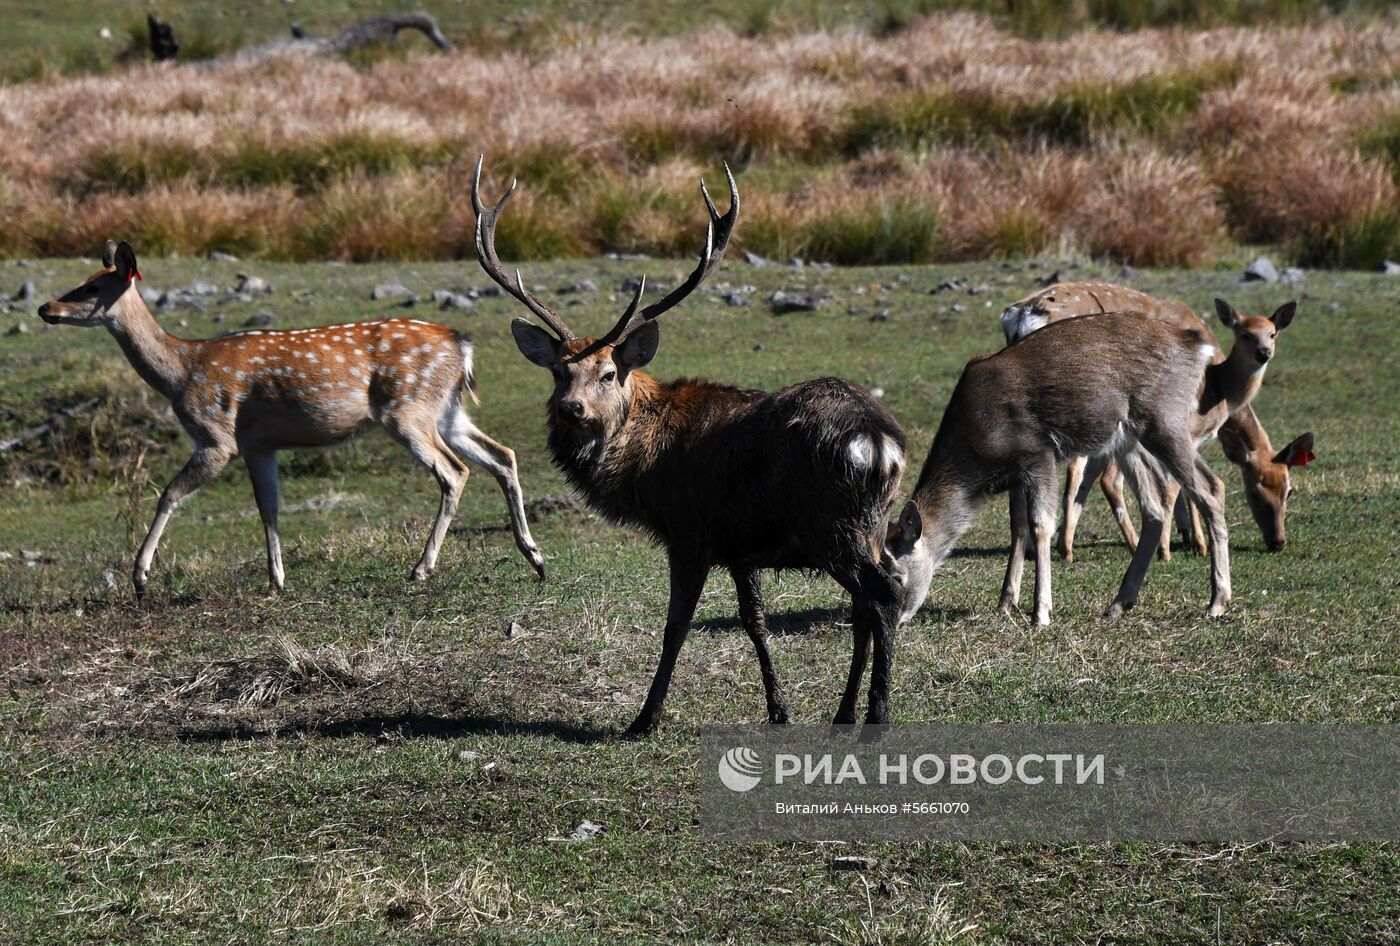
[1,254,1398,942]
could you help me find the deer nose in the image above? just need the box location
[559,399,585,420]
[1267,538,1286,552]
[1256,348,1272,363]
[37,303,57,323]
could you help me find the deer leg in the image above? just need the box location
[133,446,234,599]
[833,620,871,726]
[731,568,789,724]
[1174,455,1232,618]
[1100,455,1140,553]
[244,451,284,594]
[1104,448,1167,619]
[855,559,900,728]
[440,406,546,579]
[391,423,466,581]
[1186,496,1208,557]
[1026,455,1058,627]
[1158,478,1182,562]
[998,486,1029,615]
[627,558,708,735]
[1058,456,1084,562]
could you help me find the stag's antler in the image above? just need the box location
[471,156,576,341]
[570,164,739,360]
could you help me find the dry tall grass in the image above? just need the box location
[4,14,1400,265]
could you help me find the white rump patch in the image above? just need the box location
[847,434,874,468]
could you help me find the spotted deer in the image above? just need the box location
[882,312,1228,628]
[471,158,906,733]
[38,240,544,598]
[1001,282,1313,562]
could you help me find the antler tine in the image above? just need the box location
[571,164,739,359]
[470,155,575,341]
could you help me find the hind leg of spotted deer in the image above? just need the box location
[386,420,467,581]
[628,555,708,735]
[1176,493,1208,557]
[732,568,789,724]
[439,404,546,579]
[1099,455,1140,553]
[998,486,1029,615]
[1104,447,1169,619]
[133,446,234,599]
[244,450,285,594]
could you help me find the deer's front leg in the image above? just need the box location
[133,447,234,599]
[626,557,708,736]
[998,486,1029,615]
[244,451,284,594]
[732,568,789,724]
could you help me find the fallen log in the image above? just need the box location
[0,396,105,454]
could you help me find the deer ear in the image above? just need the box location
[614,320,659,374]
[1214,298,1239,328]
[101,240,117,269]
[886,501,923,557]
[510,318,560,368]
[1270,301,1298,331]
[1217,422,1251,466]
[113,241,141,283]
[1273,432,1315,468]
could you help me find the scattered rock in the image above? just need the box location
[567,820,604,843]
[12,280,37,302]
[752,343,764,352]
[966,284,991,296]
[557,279,598,295]
[458,750,480,762]
[869,309,892,322]
[788,257,805,269]
[768,290,826,314]
[1117,265,1140,280]
[184,281,220,296]
[371,283,415,301]
[950,303,967,313]
[243,310,277,327]
[929,279,961,294]
[1243,257,1279,283]
[91,570,119,592]
[6,322,28,336]
[1034,270,1061,288]
[234,273,272,295]
[869,387,884,398]
[208,250,240,263]
[723,292,751,307]
[1281,267,1306,286]
[830,856,878,871]
[139,287,162,305]
[435,292,475,312]
[20,549,48,566]
[394,297,419,309]
[742,250,769,268]
[506,620,525,639]
[1382,260,1400,275]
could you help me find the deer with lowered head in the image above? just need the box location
[471,157,907,733]
[38,240,544,598]
[882,311,1231,628]
[1001,282,1313,563]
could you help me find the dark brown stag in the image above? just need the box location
[471,158,907,733]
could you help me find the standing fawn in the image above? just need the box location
[472,158,906,732]
[39,240,544,598]
[882,313,1227,628]
[1002,282,1312,561]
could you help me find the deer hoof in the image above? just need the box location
[409,566,432,582]
[996,597,1018,617]
[768,706,790,725]
[528,551,547,581]
[1033,610,1051,627]
[1103,601,1127,621]
[1206,601,1230,619]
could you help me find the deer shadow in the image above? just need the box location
[172,711,612,745]
[694,604,851,638]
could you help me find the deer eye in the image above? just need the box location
[600,369,616,384]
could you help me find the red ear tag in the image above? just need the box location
[1289,449,1315,468]
[127,265,142,284]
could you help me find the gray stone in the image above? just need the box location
[557,279,598,294]
[185,281,220,296]
[243,310,277,327]
[437,293,475,312]
[371,283,415,301]
[1243,257,1279,283]
[6,322,28,336]
[787,257,805,269]
[139,287,162,305]
[208,251,240,263]
[1281,267,1306,286]
[567,820,604,843]
[234,273,272,295]
[1382,260,1400,275]
[742,250,769,268]
[722,292,751,307]
[768,290,826,314]
[12,280,37,301]
[506,620,525,639]
[869,309,892,322]
[830,856,878,871]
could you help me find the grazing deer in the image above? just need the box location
[882,313,1227,628]
[38,240,544,598]
[1002,282,1313,561]
[471,158,906,732]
